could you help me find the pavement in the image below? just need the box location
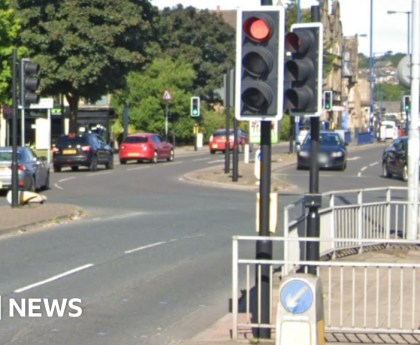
[2,140,416,345]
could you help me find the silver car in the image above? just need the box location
[0,147,50,191]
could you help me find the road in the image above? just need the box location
[0,142,404,345]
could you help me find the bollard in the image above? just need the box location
[276,273,325,345]
[244,144,250,164]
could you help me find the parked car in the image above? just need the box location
[52,133,113,172]
[209,129,252,154]
[297,131,348,170]
[119,133,174,164]
[0,147,50,191]
[382,137,413,181]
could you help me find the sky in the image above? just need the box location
[151,0,412,57]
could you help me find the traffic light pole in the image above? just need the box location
[225,67,231,174]
[11,49,19,208]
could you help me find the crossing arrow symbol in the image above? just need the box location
[162,90,173,102]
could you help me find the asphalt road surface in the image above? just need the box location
[0,142,406,345]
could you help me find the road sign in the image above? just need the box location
[162,90,173,102]
[254,149,261,180]
[280,279,313,314]
[332,105,346,112]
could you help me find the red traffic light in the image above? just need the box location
[285,30,314,54]
[244,15,273,42]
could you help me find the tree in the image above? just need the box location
[157,5,235,103]
[0,0,25,106]
[111,58,197,143]
[12,0,159,132]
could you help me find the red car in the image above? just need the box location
[209,129,252,154]
[119,133,174,164]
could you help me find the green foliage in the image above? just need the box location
[286,0,312,31]
[199,110,226,143]
[0,1,25,106]
[157,5,235,103]
[375,84,407,102]
[12,0,159,131]
[280,114,291,141]
[111,57,197,143]
[358,52,405,69]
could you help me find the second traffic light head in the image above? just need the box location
[285,23,323,117]
[20,58,41,107]
[191,97,200,117]
[404,95,411,111]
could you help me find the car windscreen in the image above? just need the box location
[57,136,87,146]
[0,151,22,162]
[303,133,342,146]
[124,137,148,144]
[213,131,234,137]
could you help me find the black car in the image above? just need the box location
[52,133,113,172]
[382,137,411,181]
[297,131,347,170]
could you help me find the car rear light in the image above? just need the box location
[19,181,24,187]
[81,146,91,152]
[68,133,76,138]
[52,147,60,154]
[8,165,26,171]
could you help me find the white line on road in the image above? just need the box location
[369,162,379,167]
[193,158,210,162]
[127,166,151,171]
[125,241,166,254]
[208,160,224,164]
[347,157,361,161]
[14,264,94,293]
[86,171,113,177]
[58,177,75,183]
[162,161,182,166]
[361,166,368,171]
[54,183,63,190]
[358,172,362,177]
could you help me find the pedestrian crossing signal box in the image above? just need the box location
[276,274,325,345]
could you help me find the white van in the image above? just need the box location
[379,121,398,142]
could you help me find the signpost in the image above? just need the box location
[30,98,54,164]
[162,90,172,143]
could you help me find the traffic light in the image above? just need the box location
[191,96,200,117]
[285,23,323,116]
[235,7,285,121]
[20,58,41,107]
[404,95,411,112]
[324,91,333,110]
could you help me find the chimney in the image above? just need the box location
[217,5,221,12]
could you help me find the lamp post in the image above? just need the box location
[369,0,374,133]
[387,10,412,55]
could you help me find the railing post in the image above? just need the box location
[284,207,289,274]
[330,194,336,258]
[232,236,239,340]
[386,188,391,240]
[357,191,363,254]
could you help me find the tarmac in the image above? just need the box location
[1,141,418,345]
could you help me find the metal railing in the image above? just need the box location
[232,187,420,340]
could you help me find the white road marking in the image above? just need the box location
[347,157,361,161]
[86,171,113,177]
[89,212,146,222]
[14,264,94,293]
[369,162,379,167]
[58,177,75,183]
[54,183,63,190]
[208,160,224,164]
[193,158,210,162]
[127,166,151,171]
[125,241,166,254]
[358,172,362,177]
[361,166,368,171]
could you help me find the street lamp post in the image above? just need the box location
[369,0,374,132]
[387,10,412,55]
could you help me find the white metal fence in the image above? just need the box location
[232,187,420,340]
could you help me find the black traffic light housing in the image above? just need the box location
[404,95,411,112]
[191,97,200,117]
[285,23,323,117]
[235,7,285,121]
[324,91,333,110]
[20,58,41,107]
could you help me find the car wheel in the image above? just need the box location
[43,172,50,190]
[29,176,36,192]
[71,166,79,172]
[152,151,158,164]
[53,165,61,173]
[105,154,114,169]
[402,165,408,182]
[340,162,347,171]
[210,150,216,154]
[120,159,127,165]
[137,160,143,164]
[89,156,98,171]
[167,150,174,162]
[382,163,392,178]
